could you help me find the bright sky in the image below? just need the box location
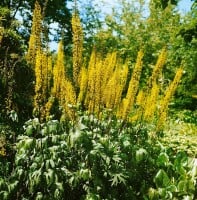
[92,0,193,15]
[178,0,193,13]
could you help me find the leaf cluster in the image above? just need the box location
[0,112,196,199]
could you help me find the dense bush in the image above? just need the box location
[0,113,196,200]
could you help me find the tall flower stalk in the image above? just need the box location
[157,67,183,130]
[121,50,144,120]
[51,41,66,100]
[26,0,42,66]
[72,7,83,88]
[34,49,52,119]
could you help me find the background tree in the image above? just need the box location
[87,0,196,110]
[0,0,73,54]
[0,5,33,122]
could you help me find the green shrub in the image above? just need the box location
[0,114,196,200]
[148,150,197,200]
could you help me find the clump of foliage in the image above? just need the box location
[0,115,196,199]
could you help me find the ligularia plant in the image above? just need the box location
[29,1,183,131]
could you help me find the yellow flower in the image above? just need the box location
[52,41,65,100]
[72,11,83,87]
[104,64,128,110]
[84,50,98,113]
[61,79,77,121]
[34,49,42,114]
[147,47,167,89]
[136,90,144,106]
[26,0,42,66]
[77,66,88,103]
[122,50,144,119]
[157,67,183,131]
[144,82,159,122]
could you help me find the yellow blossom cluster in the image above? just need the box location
[144,82,159,121]
[34,49,52,119]
[157,67,183,130]
[29,5,183,131]
[131,48,167,123]
[61,79,77,121]
[72,11,83,87]
[44,41,77,121]
[147,47,167,89]
[77,66,88,103]
[51,41,65,100]
[119,50,144,120]
[80,50,128,116]
[26,1,42,66]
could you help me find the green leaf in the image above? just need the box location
[148,188,159,200]
[85,192,100,200]
[8,180,19,192]
[48,120,59,134]
[136,148,147,163]
[56,182,63,192]
[110,173,127,186]
[29,169,42,192]
[44,169,54,186]
[35,192,43,200]
[156,152,170,167]
[26,125,33,136]
[154,169,171,188]
[68,128,82,147]
[174,152,188,174]
[79,169,91,180]
[177,180,195,193]
[182,195,194,200]
[24,138,35,150]
[54,188,61,199]
[9,110,18,122]
[167,185,177,193]
[158,188,167,198]
[2,191,9,200]
[49,159,55,168]
[190,158,197,178]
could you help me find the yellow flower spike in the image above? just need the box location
[85,50,98,113]
[144,82,159,122]
[136,90,144,106]
[157,67,183,131]
[115,64,129,107]
[44,96,55,120]
[26,0,42,66]
[94,61,103,114]
[47,55,53,92]
[104,69,117,109]
[77,66,88,103]
[52,41,65,100]
[122,49,144,120]
[34,50,52,120]
[34,49,42,115]
[147,47,167,89]
[61,79,77,121]
[72,11,83,87]
[117,98,129,118]
[0,137,6,157]
[103,63,127,111]
[102,52,117,88]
